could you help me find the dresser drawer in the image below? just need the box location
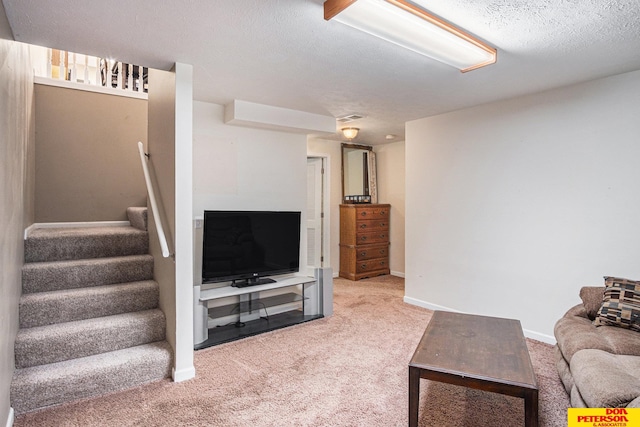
[356,244,388,261]
[356,257,388,274]
[355,230,388,244]
[356,206,390,219]
[355,218,389,232]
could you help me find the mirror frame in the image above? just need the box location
[341,143,374,204]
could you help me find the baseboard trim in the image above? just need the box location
[403,296,462,313]
[522,329,556,345]
[172,366,196,383]
[23,223,37,240]
[24,221,131,239]
[403,296,556,345]
[5,407,14,427]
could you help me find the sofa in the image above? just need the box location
[554,277,640,408]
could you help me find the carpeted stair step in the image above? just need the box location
[13,210,171,414]
[25,226,149,263]
[22,254,154,294]
[127,206,148,231]
[10,341,173,414]
[19,280,160,328]
[15,309,166,368]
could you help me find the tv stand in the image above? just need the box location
[194,272,333,349]
[232,277,276,288]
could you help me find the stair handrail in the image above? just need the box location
[137,141,171,258]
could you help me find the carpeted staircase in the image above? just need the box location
[11,207,173,414]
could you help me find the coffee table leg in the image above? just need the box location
[524,389,539,427]
[409,366,420,427]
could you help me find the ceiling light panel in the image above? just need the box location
[325,0,496,72]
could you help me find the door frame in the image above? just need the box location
[306,153,331,274]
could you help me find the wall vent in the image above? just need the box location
[336,114,364,123]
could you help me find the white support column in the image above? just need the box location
[46,49,52,78]
[116,62,122,89]
[69,52,77,82]
[59,50,65,80]
[127,63,133,91]
[106,59,113,88]
[137,65,143,92]
[84,55,89,84]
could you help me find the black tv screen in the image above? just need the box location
[202,210,301,286]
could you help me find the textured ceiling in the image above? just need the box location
[3,0,640,144]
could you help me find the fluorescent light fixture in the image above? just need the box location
[324,0,497,72]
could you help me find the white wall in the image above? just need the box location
[0,38,34,425]
[193,101,308,282]
[405,70,640,342]
[374,141,405,277]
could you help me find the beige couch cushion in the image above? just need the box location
[554,345,573,394]
[554,304,640,362]
[571,349,640,408]
[570,386,587,408]
[579,286,604,320]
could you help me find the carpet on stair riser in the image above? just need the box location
[15,309,167,369]
[22,254,154,293]
[11,341,173,415]
[25,226,149,262]
[19,280,159,328]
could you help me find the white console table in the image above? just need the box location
[194,270,332,349]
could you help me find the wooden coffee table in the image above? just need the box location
[408,311,538,427]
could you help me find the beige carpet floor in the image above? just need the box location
[14,275,570,426]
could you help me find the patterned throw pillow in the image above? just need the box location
[594,276,640,331]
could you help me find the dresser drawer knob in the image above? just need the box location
[360,224,367,228]
[360,252,367,257]
[361,211,367,217]
[361,264,367,269]
[360,236,367,241]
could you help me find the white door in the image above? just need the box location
[306,157,324,270]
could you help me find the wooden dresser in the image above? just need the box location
[339,204,390,280]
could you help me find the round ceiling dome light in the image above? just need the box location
[342,127,359,140]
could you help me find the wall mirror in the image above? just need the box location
[342,143,377,204]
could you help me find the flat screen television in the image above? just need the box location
[202,210,301,287]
